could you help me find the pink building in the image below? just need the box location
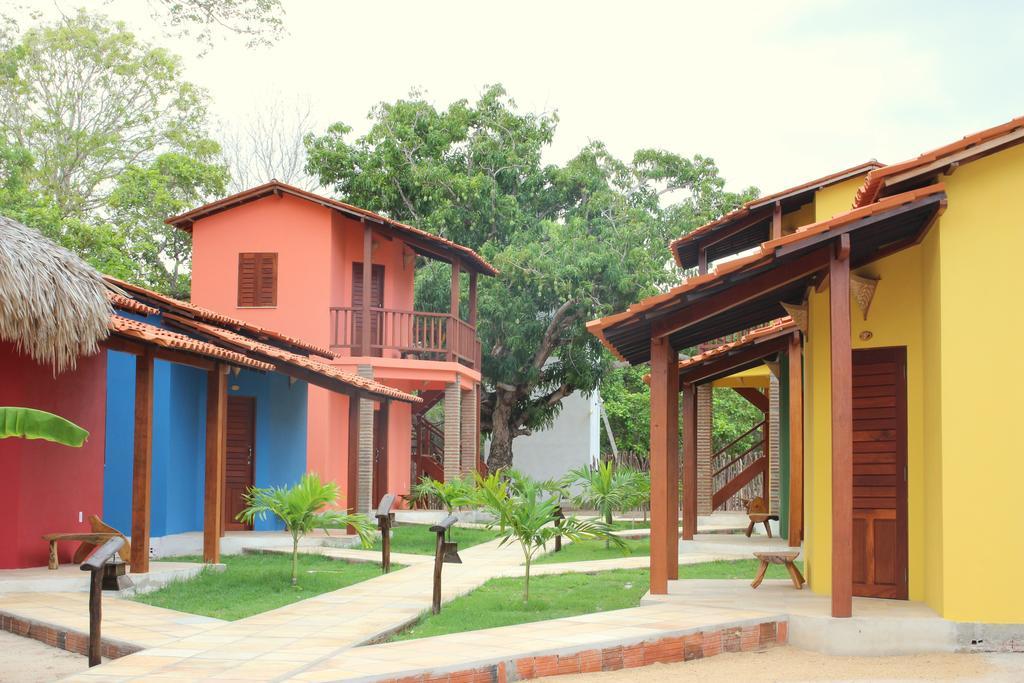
[170,181,496,511]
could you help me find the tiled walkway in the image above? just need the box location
[7,528,782,681]
[0,591,224,650]
[61,537,532,680]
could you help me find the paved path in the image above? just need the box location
[61,537,531,680]
[0,592,224,650]
[4,525,779,681]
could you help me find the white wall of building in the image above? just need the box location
[484,390,601,483]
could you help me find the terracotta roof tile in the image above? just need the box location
[669,160,883,266]
[854,115,1024,208]
[165,180,497,276]
[109,315,275,371]
[165,315,420,404]
[106,290,159,316]
[587,183,946,357]
[677,317,795,371]
[103,277,335,359]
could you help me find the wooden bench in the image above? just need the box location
[42,515,131,570]
[751,550,805,589]
[744,496,780,538]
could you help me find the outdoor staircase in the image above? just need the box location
[711,394,768,510]
[411,390,446,482]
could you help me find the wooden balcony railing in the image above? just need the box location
[329,307,481,368]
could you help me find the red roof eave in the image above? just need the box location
[589,183,946,359]
[669,160,884,267]
[165,180,498,277]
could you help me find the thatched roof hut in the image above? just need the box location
[0,215,111,373]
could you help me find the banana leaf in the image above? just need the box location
[0,407,89,447]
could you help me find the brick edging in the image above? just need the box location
[0,610,141,660]
[381,619,787,683]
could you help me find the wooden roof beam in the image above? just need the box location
[652,247,831,340]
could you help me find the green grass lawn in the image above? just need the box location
[607,519,650,531]
[391,560,799,641]
[535,536,650,564]
[370,524,500,556]
[133,553,393,620]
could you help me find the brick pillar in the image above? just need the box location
[443,382,461,482]
[696,384,713,516]
[357,365,374,514]
[460,385,478,475]
[768,374,781,515]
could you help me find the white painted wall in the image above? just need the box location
[484,390,601,483]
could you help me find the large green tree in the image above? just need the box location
[305,86,754,471]
[0,11,228,293]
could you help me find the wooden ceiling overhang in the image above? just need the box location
[596,188,946,365]
[672,161,884,270]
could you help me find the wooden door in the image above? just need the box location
[372,403,389,506]
[352,263,384,355]
[224,396,256,531]
[852,347,908,599]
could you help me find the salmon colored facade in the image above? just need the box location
[179,182,492,511]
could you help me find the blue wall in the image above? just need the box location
[231,370,308,531]
[103,322,309,537]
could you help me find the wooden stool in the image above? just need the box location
[745,496,780,538]
[751,551,805,589]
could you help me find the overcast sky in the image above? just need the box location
[14,0,1024,195]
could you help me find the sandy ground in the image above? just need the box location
[0,630,96,682]
[547,647,1024,683]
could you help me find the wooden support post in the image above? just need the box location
[449,259,461,362]
[649,336,679,594]
[203,365,227,564]
[80,537,123,668]
[87,562,102,666]
[682,383,698,541]
[697,248,708,276]
[761,418,769,502]
[468,271,478,328]
[788,333,804,548]
[772,201,783,240]
[361,223,373,356]
[130,349,154,574]
[347,395,361,521]
[830,234,853,618]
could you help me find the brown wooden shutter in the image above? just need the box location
[237,253,277,307]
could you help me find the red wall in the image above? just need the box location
[0,341,106,569]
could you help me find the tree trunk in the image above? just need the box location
[524,554,531,602]
[487,395,516,474]
[290,533,299,587]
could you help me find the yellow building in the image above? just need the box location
[588,116,1024,628]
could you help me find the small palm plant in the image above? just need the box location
[565,460,633,526]
[407,475,475,516]
[474,472,623,601]
[237,473,375,587]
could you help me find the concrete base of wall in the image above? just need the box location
[0,561,213,595]
[145,529,362,558]
[787,612,959,655]
[647,578,1024,655]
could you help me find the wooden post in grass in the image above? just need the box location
[80,536,125,667]
[553,505,564,552]
[430,515,460,614]
[376,493,396,573]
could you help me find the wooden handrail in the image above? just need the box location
[712,420,766,462]
[330,306,479,368]
[712,456,767,511]
[713,437,765,478]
